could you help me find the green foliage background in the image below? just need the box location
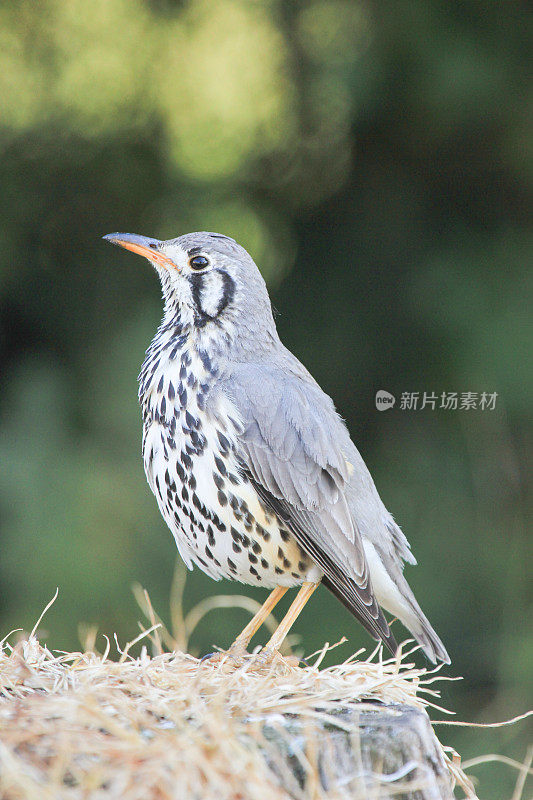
[0,1,531,796]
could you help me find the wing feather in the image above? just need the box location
[216,364,397,654]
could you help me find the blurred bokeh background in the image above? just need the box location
[0,0,531,796]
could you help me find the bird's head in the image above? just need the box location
[104,231,276,348]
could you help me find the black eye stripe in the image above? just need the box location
[216,271,235,317]
[188,270,235,327]
[189,273,206,321]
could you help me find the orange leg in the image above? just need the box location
[265,582,318,652]
[230,586,288,652]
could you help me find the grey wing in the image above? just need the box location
[214,363,398,655]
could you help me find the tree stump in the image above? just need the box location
[256,702,454,799]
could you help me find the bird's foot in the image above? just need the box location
[249,647,301,673]
[200,645,300,674]
[199,642,252,670]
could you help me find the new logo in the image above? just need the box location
[375,390,396,411]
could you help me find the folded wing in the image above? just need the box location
[216,363,398,655]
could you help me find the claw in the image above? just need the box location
[252,648,300,672]
[199,651,217,662]
[200,645,250,670]
[199,645,300,674]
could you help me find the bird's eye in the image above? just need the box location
[189,255,209,270]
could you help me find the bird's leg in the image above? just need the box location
[263,581,319,653]
[229,586,288,654]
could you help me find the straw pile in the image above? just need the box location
[0,613,477,800]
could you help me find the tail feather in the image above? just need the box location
[403,609,450,664]
[321,574,399,657]
[364,540,451,664]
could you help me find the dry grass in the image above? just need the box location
[0,591,529,800]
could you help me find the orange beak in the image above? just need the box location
[103,233,176,270]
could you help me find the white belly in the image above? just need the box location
[141,350,319,589]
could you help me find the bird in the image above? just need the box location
[103,230,450,664]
